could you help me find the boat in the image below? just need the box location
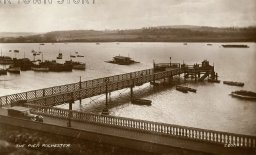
[208,79,220,83]
[40,60,72,72]
[65,60,86,70]
[73,63,86,70]
[176,85,196,93]
[222,44,249,48]
[12,58,34,71]
[31,66,49,72]
[0,56,13,64]
[106,55,138,65]
[176,86,188,93]
[40,43,45,45]
[223,81,244,87]
[231,90,256,100]
[70,55,76,58]
[207,44,212,46]
[77,55,84,57]
[7,67,21,74]
[0,69,7,75]
[57,53,62,59]
[131,98,152,106]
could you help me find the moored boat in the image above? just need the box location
[131,98,152,106]
[208,79,220,83]
[106,55,138,65]
[176,85,196,93]
[223,81,244,87]
[7,67,21,74]
[31,66,49,72]
[0,56,13,64]
[73,63,86,70]
[0,69,7,75]
[231,90,256,100]
[176,86,188,93]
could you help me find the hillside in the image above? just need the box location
[0,26,255,43]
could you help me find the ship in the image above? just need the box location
[106,55,138,65]
[0,69,7,75]
[31,66,49,72]
[7,66,21,74]
[231,90,256,100]
[223,81,244,87]
[0,56,13,64]
[65,60,86,70]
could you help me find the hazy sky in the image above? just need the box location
[0,0,255,32]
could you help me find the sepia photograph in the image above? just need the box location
[0,0,256,155]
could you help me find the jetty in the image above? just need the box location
[0,59,255,155]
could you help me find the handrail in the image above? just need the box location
[28,104,256,149]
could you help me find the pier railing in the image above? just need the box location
[26,68,184,106]
[0,69,153,107]
[28,104,256,149]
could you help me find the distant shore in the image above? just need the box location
[1,26,255,43]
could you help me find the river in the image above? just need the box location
[0,42,256,136]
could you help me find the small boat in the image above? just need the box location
[70,55,76,58]
[40,43,45,45]
[131,98,152,106]
[222,44,249,48]
[31,67,49,72]
[223,81,244,87]
[0,56,13,64]
[73,63,86,70]
[57,53,62,59]
[176,85,196,93]
[0,69,7,75]
[208,79,220,83]
[77,55,84,57]
[231,90,256,100]
[176,86,188,93]
[7,67,21,74]
[207,44,212,46]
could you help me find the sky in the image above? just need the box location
[0,0,255,32]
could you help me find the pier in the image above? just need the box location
[0,60,255,155]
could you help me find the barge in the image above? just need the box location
[231,90,256,100]
[223,81,244,87]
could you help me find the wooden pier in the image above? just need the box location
[0,60,217,108]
